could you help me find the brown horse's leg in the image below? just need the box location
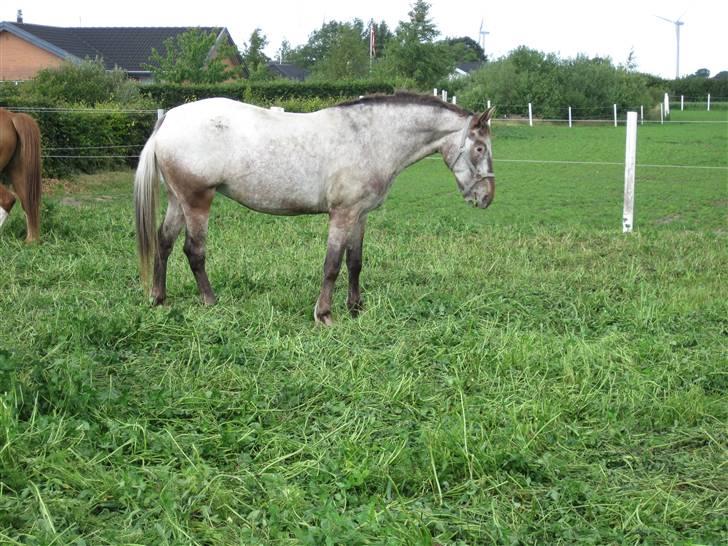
[151,189,185,305]
[0,184,16,228]
[7,113,41,243]
[315,209,359,326]
[0,117,18,230]
[181,189,217,306]
[8,164,40,243]
[346,214,367,317]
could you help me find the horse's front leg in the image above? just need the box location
[315,210,358,326]
[0,185,16,228]
[346,214,367,317]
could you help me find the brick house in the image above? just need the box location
[0,14,243,82]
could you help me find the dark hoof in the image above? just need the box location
[202,294,217,306]
[347,300,364,318]
[314,302,334,326]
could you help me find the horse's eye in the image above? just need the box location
[475,146,485,154]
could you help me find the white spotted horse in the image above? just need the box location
[134,93,496,325]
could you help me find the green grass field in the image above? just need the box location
[1,114,726,545]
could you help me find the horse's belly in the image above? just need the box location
[217,176,326,215]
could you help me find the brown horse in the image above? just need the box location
[0,107,42,242]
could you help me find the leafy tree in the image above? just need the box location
[310,23,370,80]
[402,0,439,42]
[714,71,728,80]
[693,68,710,78]
[145,29,242,83]
[376,0,453,87]
[444,37,486,63]
[242,28,271,80]
[277,39,293,64]
[289,20,365,68]
[20,58,141,106]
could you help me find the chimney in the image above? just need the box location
[16,9,23,23]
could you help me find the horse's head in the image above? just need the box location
[446,108,496,209]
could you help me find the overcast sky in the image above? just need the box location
[3,1,726,78]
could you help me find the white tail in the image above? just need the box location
[134,129,161,288]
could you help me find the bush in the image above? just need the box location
[19,59,145,107]
[665,75,728,100]
[457,47,659,118]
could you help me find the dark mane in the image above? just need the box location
[334,91,471,116]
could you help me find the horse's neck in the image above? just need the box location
[370,107,464,173]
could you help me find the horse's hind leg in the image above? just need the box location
[0,117,17,229]
[346,214,367,317]
[8,163,40,242]
[151,188,185,305]
[181,189,216,306]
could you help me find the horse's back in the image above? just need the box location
[154,98,331,214]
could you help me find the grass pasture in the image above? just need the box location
[0,114,726,544]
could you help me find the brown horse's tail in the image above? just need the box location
[11,113,42,241]
[134,117,164,290]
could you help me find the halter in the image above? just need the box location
[450,115,495,195]
[451,115,474,169]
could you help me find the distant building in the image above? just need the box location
[0,15,242,82]
[266,62,309,82]
[451,61,486,79]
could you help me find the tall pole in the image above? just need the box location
[623,112,638,233]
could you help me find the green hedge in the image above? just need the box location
[665,76,728,100]
[34,107,157,179]
[1,96,157,179]
[142,80,397,109]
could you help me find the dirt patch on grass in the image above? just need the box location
[655,214,682,224]
[42,178,74,193]
[59,197,83,207]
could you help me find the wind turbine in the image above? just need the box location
[479,19,490,58]
[656,14,685,79]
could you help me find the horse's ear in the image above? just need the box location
[476,106,496,128]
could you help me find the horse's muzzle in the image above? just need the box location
[477,176,495,209]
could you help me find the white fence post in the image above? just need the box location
[452,96,457,105]
[623,111,638,233]
[640,105,644,125]
[660,103,664,124]
[157,108,164,120]
[528,102,533,127]
[433,88,438,97]
[664,93,670,116]
[680,95,684,111]
[707,93,711,111]
[613,104,617,127]
[441,90,448,102]
[568,106,572,128]
[487,99,491,127]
